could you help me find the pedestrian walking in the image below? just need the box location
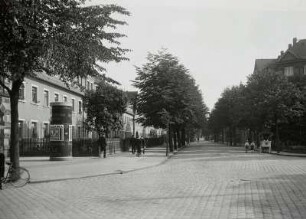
[245,140,250,153]
[141,137,146,154]
[250,141,256,151]
[98,134,107,158]
[130,135,136,154]
[136,135,141,157]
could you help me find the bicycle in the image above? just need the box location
[0,162,30,189]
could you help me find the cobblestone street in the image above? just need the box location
[1,142,306,219]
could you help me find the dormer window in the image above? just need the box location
[284,66,294,76]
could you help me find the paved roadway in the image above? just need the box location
[1,142,306,219]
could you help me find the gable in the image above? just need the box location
[280,52,297,62]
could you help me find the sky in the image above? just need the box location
[87,0,306,110]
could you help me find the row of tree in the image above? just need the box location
[209,68,306,149]
[1,1,209,169]
[133,50,209,153]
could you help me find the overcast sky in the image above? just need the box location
[88,0,306,110]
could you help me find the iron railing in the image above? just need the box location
[19,138,122,157]
[19,138,50,156]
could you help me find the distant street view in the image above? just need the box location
[1,0,306,218]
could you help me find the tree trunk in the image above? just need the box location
[169,125,174,152]
[173,128,177,151]
[168,125,172,150]
[275,114,280,152]
[229,127,232,146]
[181,128,186,146]
[132,115,135,136]
[9,85,20,169]
[176,128,181,150]
[233,126,237,146]
[222,128,225,143]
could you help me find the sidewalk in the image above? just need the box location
[211,141,306,158]
[270,150,306,157]
[19,146,168,184]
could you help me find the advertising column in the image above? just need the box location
[49,102,73,161]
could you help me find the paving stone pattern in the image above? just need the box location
[1,142,306,219]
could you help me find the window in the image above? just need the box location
[43,123,49,138]
[284,66,294,76]
[63,95,67,102]
[78,100,82,114]
[43,90,49,106]
[72,99,75,112]
[91,83,93,90]
[54,93,59,102]
[32,86,38,103]
[31,121,38,138]
[19,84,25,100]
[87,81,90,90]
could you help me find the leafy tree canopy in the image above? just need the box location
[133,49,208,131]
[245,70,303,128]
[84,80,127,136]
[208,69,305,143]
[0,0,130,89]
[0,0,129,167]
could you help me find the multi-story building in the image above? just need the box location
[253,37,306,147]
[0,72,163,156]
[0,72,96,156]
[254,37,306,76]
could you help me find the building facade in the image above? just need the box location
[254,38,306,76]
[0,72,96,156]
[0,73,162,156]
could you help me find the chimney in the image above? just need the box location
[293,37,297,45]
[288,44,292,49]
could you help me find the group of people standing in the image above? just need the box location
[130,134,146,157]
[97,133,147,158]
[244,140,256,152]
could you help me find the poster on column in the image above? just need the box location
[50,125,64,141]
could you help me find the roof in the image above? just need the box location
[30,72,83,96]
[286,39,306,59]
[253,38,306,73]
[253,59,276,73]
